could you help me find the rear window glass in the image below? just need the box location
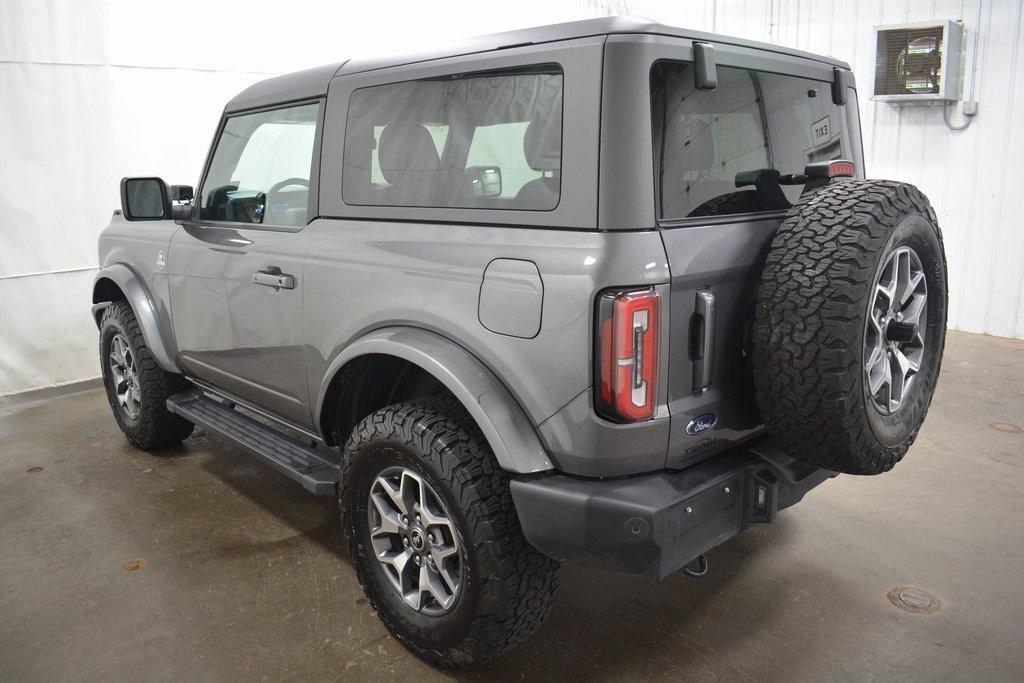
[652,62,852,220]
[343,66,563,211]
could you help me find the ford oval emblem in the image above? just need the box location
[686,413,717,436]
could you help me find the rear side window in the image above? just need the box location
[652,62,851,220]
[200,102,320,226]
[343,66,563,211]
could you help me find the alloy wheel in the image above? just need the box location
[864,246,928,414]
[109,334,141,420]
[367,466,463,615]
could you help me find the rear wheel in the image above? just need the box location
[100,301,193,450]
[340,396,559,669]
[752,180,947,474]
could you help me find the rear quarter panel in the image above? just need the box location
[302,220,670,428]
[307,33,677,474]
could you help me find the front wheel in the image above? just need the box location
[100,301,193,450]
[340,397,559,669]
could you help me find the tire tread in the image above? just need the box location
[101,301,193,450]
[751,180,946,474]
[340,395,559,669]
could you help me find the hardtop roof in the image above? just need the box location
[224,16,850,113]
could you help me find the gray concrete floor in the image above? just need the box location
[1,330,1022,681]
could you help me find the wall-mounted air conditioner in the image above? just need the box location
[873,20,963,103]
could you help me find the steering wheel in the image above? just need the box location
[264,178,310,224]
[267,177,309,196]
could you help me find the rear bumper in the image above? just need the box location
[509,439,834,582]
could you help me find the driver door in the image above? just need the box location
[168,100,322,427]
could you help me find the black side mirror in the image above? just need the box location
[466,166,502,198]
[120,177,170,221]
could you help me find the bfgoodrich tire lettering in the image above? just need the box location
[752,180,948,475]
[340,396,559,669]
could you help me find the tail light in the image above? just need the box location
[804,159,856,181]
[595,288,660,422]
[826,160,856,177]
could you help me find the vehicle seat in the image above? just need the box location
[378,122,441,206]
[514,119,561,209]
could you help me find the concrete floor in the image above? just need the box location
[1,330,1022,681]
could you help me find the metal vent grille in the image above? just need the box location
[875,25,944,96]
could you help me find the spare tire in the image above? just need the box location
[752,180,947,475]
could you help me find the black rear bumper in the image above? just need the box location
[510,439,834,582]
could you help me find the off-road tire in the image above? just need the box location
[689,189,762,217]
[752,180,947,475]
[340,396,560,669]
[100,301,193,449]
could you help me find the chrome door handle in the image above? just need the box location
[253,268,295,289]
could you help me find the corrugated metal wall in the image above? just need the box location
[633,0,1024,338]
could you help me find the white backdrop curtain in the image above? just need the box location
[2,0,1022,394]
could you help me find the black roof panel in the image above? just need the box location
[224,62,346,113]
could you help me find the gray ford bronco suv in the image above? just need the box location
[94,17,947,669]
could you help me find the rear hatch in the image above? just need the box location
[650,60,864,469]
[660,218,781,468]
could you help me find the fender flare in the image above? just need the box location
[315,327,553,474]
[91,263,181,373]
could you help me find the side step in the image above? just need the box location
[167,390,339,496]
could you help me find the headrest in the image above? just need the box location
[523,119,561,171]
[378,122,440,183]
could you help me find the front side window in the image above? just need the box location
[343,66,563,211]
[200,102,320,226]
[652,62,850,220]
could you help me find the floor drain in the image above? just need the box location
[887,586,940,614]
[989,422,1023,434]
[122,559,145,572]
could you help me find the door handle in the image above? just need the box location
[253,267,295,290]
[691,288,715,391]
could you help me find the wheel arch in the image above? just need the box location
[315,327,554,475]
[91,264,181,373]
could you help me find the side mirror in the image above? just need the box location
[466,166,502,198]
[120,177,170,221]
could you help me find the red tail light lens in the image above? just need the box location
[595,288,660,422]
[828,160,856,177]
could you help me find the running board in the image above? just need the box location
[166,390,339,496]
